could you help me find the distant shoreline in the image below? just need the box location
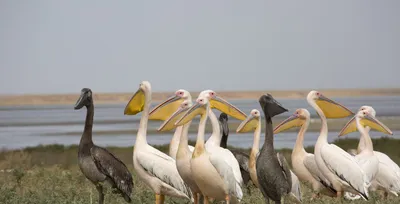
[1,88,400,106]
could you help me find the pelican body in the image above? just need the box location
[219,113,252,190]
[256,94,292,204]
[339,106,397,199]
[74,88,133,204]
[274,108,337,198]
[173,92,247,204]
[124,81,193,204]
[307,90,369,200]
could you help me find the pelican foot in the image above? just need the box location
[225,195,230,204]
[155,194,165,204]
[204,196,209,204]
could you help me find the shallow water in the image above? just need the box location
[1,95,399,150]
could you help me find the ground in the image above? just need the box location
[0,138,399,204]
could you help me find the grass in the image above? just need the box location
[0,138,400,203]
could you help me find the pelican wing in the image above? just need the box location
[303,154,336,192]
[90,146,133,196]
[355,154,379,184]
[320,144,368,197]
[290,170,302,203]
[277,152,292,189]
[137,146,192,199]
[375,151,400,177]
[209,147,243,199]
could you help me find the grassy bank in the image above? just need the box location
[0,138,399,203]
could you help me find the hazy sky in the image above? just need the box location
[1,1,399,95]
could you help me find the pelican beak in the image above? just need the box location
[316,94,354,118]
[274,114,304,134]
[158,106,191,132]
[124,89,145,115]
[236,115,259,133]
[149,95,184,120]
[360,113,393,135]
[210,96,246,120]
[338,116,357,136]
[175,102,206,126]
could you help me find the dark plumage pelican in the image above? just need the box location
[74,88,133,204]
[256,94,291,204]
[219,113,252,190]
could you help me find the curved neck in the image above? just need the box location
[193,106,209,158]
[169,126,184,159]
[136,90,151,144]
[357,126,370,153]
[308,98,328,142]
[205,109,221,147]
[177,121,192,155]
[356,118,373,152]
[294,117,310,152]
[262,115,274,151]
[252,120,262,153]
[220,127,228,148]
[80,104,94,146]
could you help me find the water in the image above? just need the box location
[1,95,400,150]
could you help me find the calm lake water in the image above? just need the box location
[1,95,400,150]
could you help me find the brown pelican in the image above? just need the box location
[339,106,397,199]
[306,90,370,200]
[124,81,193,204]
[273,108,337,199]
[74,88,133,204]
[219,113,252,191]
[255,94,291,204]
[237,107,302,203]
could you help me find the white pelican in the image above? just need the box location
[339,106,399,199]
[157,99,203,204]
[307,90,369,200]
[124,81,193,204]
[273,108,337,198]
[174,94,244,204]
[237,108,302,203]
[148,89,194,159]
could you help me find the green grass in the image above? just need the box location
[0,138,400,203]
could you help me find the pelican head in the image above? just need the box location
[259,94,288,120]
[273,108,310,134]
[339,106,392,136]
[148,89,191,120]
[236,109,261,133]
[158,99,193,132]
[175,96,209,126]
[74,88,93,110]
[307,90,353,118]
[199,90,247,120]
[124,81,151,115]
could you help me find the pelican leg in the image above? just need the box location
[203,195,209,204]
[383,191,388,199]
[225,195,230,204]
[198,194,204,204]
[336,191,342,198]
[193,193,198,204]
[155,194,165,204]
[95,184,104,204]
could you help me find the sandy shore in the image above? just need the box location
[1,88,400,106]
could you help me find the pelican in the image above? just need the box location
[157,99,204,204]
[148,89,194,159]
[174,93,245,204]
[74,88,133,204]
[339,106,398,199]
[219,113,252,191]
[307,90,369,200]
[124,81,193,204]
[237,108,302,203]
[273,108,337,198]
